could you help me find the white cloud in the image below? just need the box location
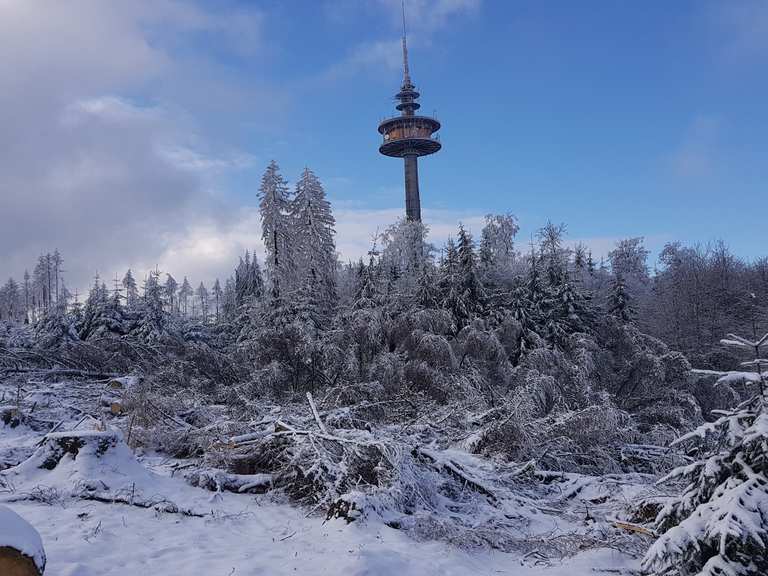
[331,39,404,76]
[710,0,768,64]
[376,0,481,33]
[0,0,267,293]
[158,146,257,173]
[668,115,722,180]
[330,0,480,77]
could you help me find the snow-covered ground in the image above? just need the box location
[0,378,645,575]
[6,498,635,576]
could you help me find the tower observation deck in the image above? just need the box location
[377,3,441,222]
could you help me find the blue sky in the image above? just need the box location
[201,0,767,258]
[1,0,766,290]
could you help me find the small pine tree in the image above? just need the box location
[643,332,768,576]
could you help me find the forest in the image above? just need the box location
[1,161,767,575]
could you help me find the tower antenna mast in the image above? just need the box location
[401,0,411,87]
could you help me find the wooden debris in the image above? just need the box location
[607,517,656,537]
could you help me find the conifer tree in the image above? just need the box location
[196,282,209,323]
[415,264,440,309]
[52,250,63,304]
[259,160,292,297]
[235,251,264,308]
[643,332,768,576]
[440,226,486,329]
[291,167,337,310]
[608,275,634,324]
[23,270,30,323]
[587,251,596,276]
[79,274,110,339]
[212,279,222,323]
[222,278,237,322]
[122,269,139,310]
[179,276,193,317]
[164,274,178,313]
[457,224,486,313]
[538,221,568,287]
[137,269,165,340]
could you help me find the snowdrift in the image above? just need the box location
[0,429,207,516]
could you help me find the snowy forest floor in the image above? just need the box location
[6,499,634,576]
[0,376,654,576]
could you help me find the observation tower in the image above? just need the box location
[377,5,441,222]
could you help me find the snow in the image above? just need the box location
[0,421,640,575]
[692,368,765,386]
[4,499,635,576]
[0,379,647,576]
[0,504,46,572]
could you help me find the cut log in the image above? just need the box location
[0,547,41,576]
[607,517,656,537]
[0,506,46,575]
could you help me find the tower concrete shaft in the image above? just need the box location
[404,155,420,222]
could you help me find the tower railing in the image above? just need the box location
[379,112,440,123]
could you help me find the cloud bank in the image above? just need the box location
[0,0,264,291]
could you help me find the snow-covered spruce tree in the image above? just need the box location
[353,254,382,307]
[537,220,569,287]
[414,263,440,310]
[196,282,209,323]
[290,167,337,310]
[0,278,23,323]
[78,275,125,340]
[259,160,292,297]
[503,284,542,365]
[34,290,79,347]
[642,332,768,576]
[542,277,594,347]
[222,277,237,322]
[211,279,222,323]
[164,273,178,314]
[440,225,486,330]
[122,269,139,310]
[234,251,264,308]
[179,276,193,317]
[135,269,167,342]
[608,274,635,324]
[457,224,486,318]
